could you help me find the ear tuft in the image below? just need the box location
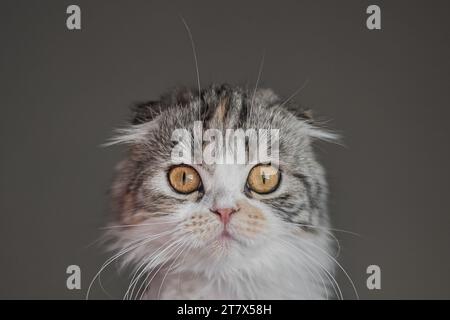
[284,104,341,143]
[284,103,314,124]
[102,121,158,147]
[305,124,341,143]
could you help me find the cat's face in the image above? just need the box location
[108,84,334,278]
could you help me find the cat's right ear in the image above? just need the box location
[102,101,162,147]
[131,100,163,125]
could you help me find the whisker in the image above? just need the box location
[180,16,201,121]
[248,51,265,125]
[296,224,342,258]
[138,238,188,300]
[277,237,342,299]
[125,238,183,300]
[128,237,188,299]
[101,218,183,230]
[176,245,193,293]
[279,78,310,109]
[97,271,115,299]
[289,220,361,259]
[157,240,190,299]
[302,248,341,299]
[296,237,359,299]
[294,222,362,238]
[86,229,176,299]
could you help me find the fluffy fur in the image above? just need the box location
[100,84,340,299]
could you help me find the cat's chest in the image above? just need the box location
[147,271,321,300]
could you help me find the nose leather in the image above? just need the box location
[210,207,237,224]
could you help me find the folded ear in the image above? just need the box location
[284,103,314,124]
[304,123,340,143]
[106,87,196,147]
[131,100,163,125]
[132,87,197,124]
[102,101,162,147]
[285,104,340,143]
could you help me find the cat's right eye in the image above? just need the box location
[168,165,202,194]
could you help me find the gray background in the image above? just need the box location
[1,0,449,299]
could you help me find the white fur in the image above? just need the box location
[103,121,160,147]
[106,161,338,300]
[100,98,344,300]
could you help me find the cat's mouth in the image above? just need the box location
[216,228,244,246]
[220,229,234,240]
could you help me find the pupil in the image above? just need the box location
[182,171,186,185]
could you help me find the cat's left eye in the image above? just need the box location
[168,165,202,194]
[247,164,280,194]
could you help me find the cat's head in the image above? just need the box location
[106,84,336,280]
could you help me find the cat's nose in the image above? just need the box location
[210,207,238,225]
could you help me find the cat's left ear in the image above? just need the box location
[305,122,340,143]
[288,106,340,143]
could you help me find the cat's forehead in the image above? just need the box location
[203,163,248,182]
[163,91,300,145]
[121,84,329,169]
[160,85,285,129]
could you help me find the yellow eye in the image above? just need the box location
[247,164,280,194]
[168,165,202,194]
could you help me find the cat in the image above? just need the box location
[101,84,339,299]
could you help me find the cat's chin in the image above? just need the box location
[194,233,264,266]
[210,230,261,253]
[216,228,246,245]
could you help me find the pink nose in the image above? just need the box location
[210,207,237,224]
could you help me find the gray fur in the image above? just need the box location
[111,84,332,227]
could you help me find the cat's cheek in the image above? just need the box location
[229,214,267,240]
[227,200,270,240]
[181,212,222,244]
